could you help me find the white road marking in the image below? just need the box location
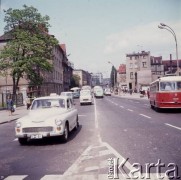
[165,123,181,131]
[139,114,151,119]
[13,138,18,141]
[78,114,86,117]
[94,98,98,129]
[40,175,63,180]
[94,98,102,143]
[4,175,28,180]
[115,103,118,106]
[120,105,124,108]
[127,109,133,112]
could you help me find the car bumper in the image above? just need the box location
[15,127,64,139]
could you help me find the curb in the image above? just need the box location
[0,118,18,125]
[112,94,149,101]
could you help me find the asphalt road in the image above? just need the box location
[0,96,180,180]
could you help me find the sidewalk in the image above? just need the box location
[112,92,149,100]
[0,105,29,124]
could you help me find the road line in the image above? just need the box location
[78,115,86,117]
[115,103,118,106]
[13,138,18,141]
[165,123,181,131]
[139,114,151,119]
[119,105,124,108]
[4,175,28,180]
[127,109,133,112]
[93,98,102,143]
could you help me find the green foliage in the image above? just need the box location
[70,74,80,88]
[110,66,117,88]
[0,5,58,96]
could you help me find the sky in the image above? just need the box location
[0,0,181,78]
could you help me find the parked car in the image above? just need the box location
[79,89,93,105]
[70,87,81,98]
[104,88,111,96]
[61,91,74,101]
[15,95,79,145]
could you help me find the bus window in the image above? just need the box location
[160,82,175,91]
[177,82,181,90]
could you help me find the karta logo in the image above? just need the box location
[108,158,180,179]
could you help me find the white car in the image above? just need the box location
[79,90,93,105]
[104,88,111,96]
[61,91,74,100]
[15,95,79,145]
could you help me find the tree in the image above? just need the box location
[0,5,58,99]
[70,74,80,88]
[110,66,117,88]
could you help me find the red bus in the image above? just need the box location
[149,76,181,111]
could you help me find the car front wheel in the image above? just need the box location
[62,123,69,142]
[18,138,27,145]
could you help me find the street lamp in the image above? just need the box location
[108,61,116,89]
[158,23,179,76]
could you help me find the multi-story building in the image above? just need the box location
[60,44,73,91]
[73,69,92,87]
[91,72,103,86]
[150,56,164,81]
[117,64,127,89]
[162,56,181,76]
[126,51,151,91]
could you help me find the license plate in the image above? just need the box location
[30,134,43,139]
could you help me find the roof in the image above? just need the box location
[151,76,181,84]
[34,95,68,100]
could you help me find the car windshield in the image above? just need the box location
[31,98,65,110]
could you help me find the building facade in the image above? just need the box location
[73,69,92,87]
[117,64,127,89]
[126,51,151,91]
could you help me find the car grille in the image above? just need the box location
[22,127,53,133]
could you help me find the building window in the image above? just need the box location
[142,62,146,68]
[134,63,138,68]
[130,72,133,79]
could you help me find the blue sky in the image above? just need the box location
[0,0,181,77]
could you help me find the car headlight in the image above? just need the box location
[55,119,62,126]
[16,122,21,128]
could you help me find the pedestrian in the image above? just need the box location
[26,96,31,110]
[6,96,14,116]
[147,88,150,99]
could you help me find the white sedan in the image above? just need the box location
[15,95,79,145]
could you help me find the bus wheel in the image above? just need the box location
[150,101,154,109]
[155,106,160,112]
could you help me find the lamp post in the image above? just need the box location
[108,61,116,89]
[158,23,179,76]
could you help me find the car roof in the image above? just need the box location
[61,91,73,94]
[34,95,69,100]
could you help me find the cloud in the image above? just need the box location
[104,21,181,60]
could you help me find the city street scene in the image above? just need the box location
[0,0,181,180]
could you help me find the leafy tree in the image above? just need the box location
[70,74,80,88]
[0,5,58,99]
